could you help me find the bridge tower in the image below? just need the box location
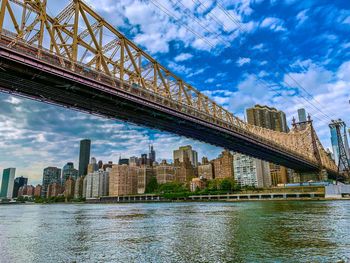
[292,115,324,181]
[329,120,350,176]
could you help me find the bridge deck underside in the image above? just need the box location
[0,49,332,174]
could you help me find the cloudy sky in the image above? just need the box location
[1,0,350,185]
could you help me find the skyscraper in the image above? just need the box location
[140,154,148,166]
[13,176,28,198]
[246,104,288,133]
[0,168,16,199]
[173,145,198,167]
[149,145,156,165]
[42,167,61,197]
[78,139,91,177]
[246,105,288,185]
[62,162,78,185]
[297,108,307,123]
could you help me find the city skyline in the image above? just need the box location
[0,100,348,186]
[0,0,350,185]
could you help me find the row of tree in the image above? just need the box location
[145,178,258,199]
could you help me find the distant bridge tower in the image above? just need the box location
[329,120,350,174]
[292,114,324,181]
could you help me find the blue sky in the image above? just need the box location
[1,0,350,185]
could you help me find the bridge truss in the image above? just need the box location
[0,0,338,175]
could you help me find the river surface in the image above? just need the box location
[0,201,350,263]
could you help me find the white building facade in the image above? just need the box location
[85,169,109,198]
[233,154,271,188]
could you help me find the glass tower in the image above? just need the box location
[62,162,78,185]
[78,139,91,177]
[42,167,61,197]
[0,168,16,199]
[13,176,28,198]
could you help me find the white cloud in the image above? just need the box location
[174,53,194,62]
[337,61,350,82]
[205,78,215,83]
[216,72,227,78]
[168,61,192,74]
[296,9,309,25]
[188,68,206,77]
[85,0,258,54]
[236,57,251,66]
[203,89,234,107]
[343,16,350,25]
[252,43,264,50]
[260,17,286,31]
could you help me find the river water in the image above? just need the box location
[0,201,349,263]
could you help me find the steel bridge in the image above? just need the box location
[0,0,339,177]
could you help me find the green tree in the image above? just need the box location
[219,178,232,191]
[145,177,159,193]
[159,182,187,193]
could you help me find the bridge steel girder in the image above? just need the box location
[0,44,338,177]
[0,0,339,177]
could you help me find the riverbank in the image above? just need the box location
[86,191,350,204]
[2,196,350,205]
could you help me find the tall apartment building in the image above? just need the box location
[47,182,62,198]
[246,104,288,132]
[64,177,75,199]
[129,156,139,166]
[85,169,109,198]
[74,176,85,199]
[78,139,91,177]
[62,162,78,185]
[109,165,137,196]
[34,185,42,197]
[18,185,35,197]
[198,162,214,180]
[0,168,16,199]
[42,167,61,197]
[212,150,234,179]
[156,160,176,184]
[173,145,198,167]
[87,157,99,173]
[174,156,196,183]
[137,166,155,194]
[233,153,271,187]
[26,185,35,196]
[246,105,288,185]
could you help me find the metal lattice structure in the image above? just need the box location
[0,0,338,174]
[329,120,350,173]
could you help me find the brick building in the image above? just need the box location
[212,150,234,179]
